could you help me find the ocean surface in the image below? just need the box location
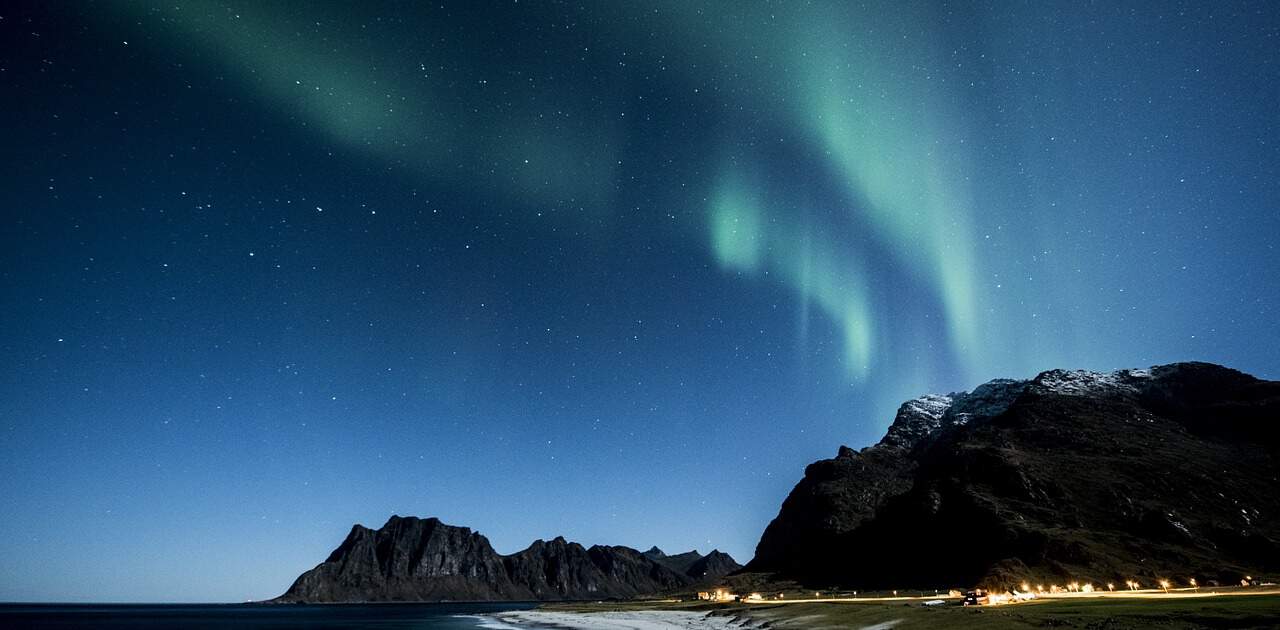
[0,603,537,629]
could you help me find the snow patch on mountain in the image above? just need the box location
[878,368,1162,449]
[879,394,955,448]
[1030,368,1154,396]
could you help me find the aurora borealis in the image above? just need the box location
[2,1,1278,602]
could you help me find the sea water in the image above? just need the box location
[0,603,538,629]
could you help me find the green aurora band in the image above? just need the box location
[111,1,984,385]
[701,3,981,380]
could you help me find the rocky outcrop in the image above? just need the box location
[276,516,717,602]
[277,516,525,602]
[749,362,1280,590]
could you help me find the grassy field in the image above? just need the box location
[545,592,1280,629]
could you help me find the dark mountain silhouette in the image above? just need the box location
[749,362,1280,590]
[275,515,737,602]
[685,550,743,581]
[643,546,742,581]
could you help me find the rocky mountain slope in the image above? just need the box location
[749,362,1280,590]
[644,546,743,580]
[276,515,737,602]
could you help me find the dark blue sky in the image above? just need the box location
[2,1,1277,602]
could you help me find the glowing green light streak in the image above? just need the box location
[689,2,983,377]
[804,44,980,359]
[709,171,873,378]
[106,1,619,215]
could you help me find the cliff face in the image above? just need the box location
[276,516,736,602]
[278,516,526,602]
[749,362,1280,590]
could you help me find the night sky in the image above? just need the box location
[2,1,1278,603]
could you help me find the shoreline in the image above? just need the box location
[486,588,1280,629]
[490,610,753,629]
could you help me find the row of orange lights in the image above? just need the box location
[1012,576,1215,595]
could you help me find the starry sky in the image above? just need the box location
[2,1,1278,603]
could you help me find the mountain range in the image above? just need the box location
[275,515,740,602]
[748,362,1280,590]
[277,361,1277,600]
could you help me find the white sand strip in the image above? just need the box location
[491,610,747,629]
[455,614,524,629]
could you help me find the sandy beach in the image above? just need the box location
[488,610,757,629]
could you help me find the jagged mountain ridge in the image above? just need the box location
[276,515,738,602]
[686,551,742,580]
[749,362,1280,590]
[643,546,743,579]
